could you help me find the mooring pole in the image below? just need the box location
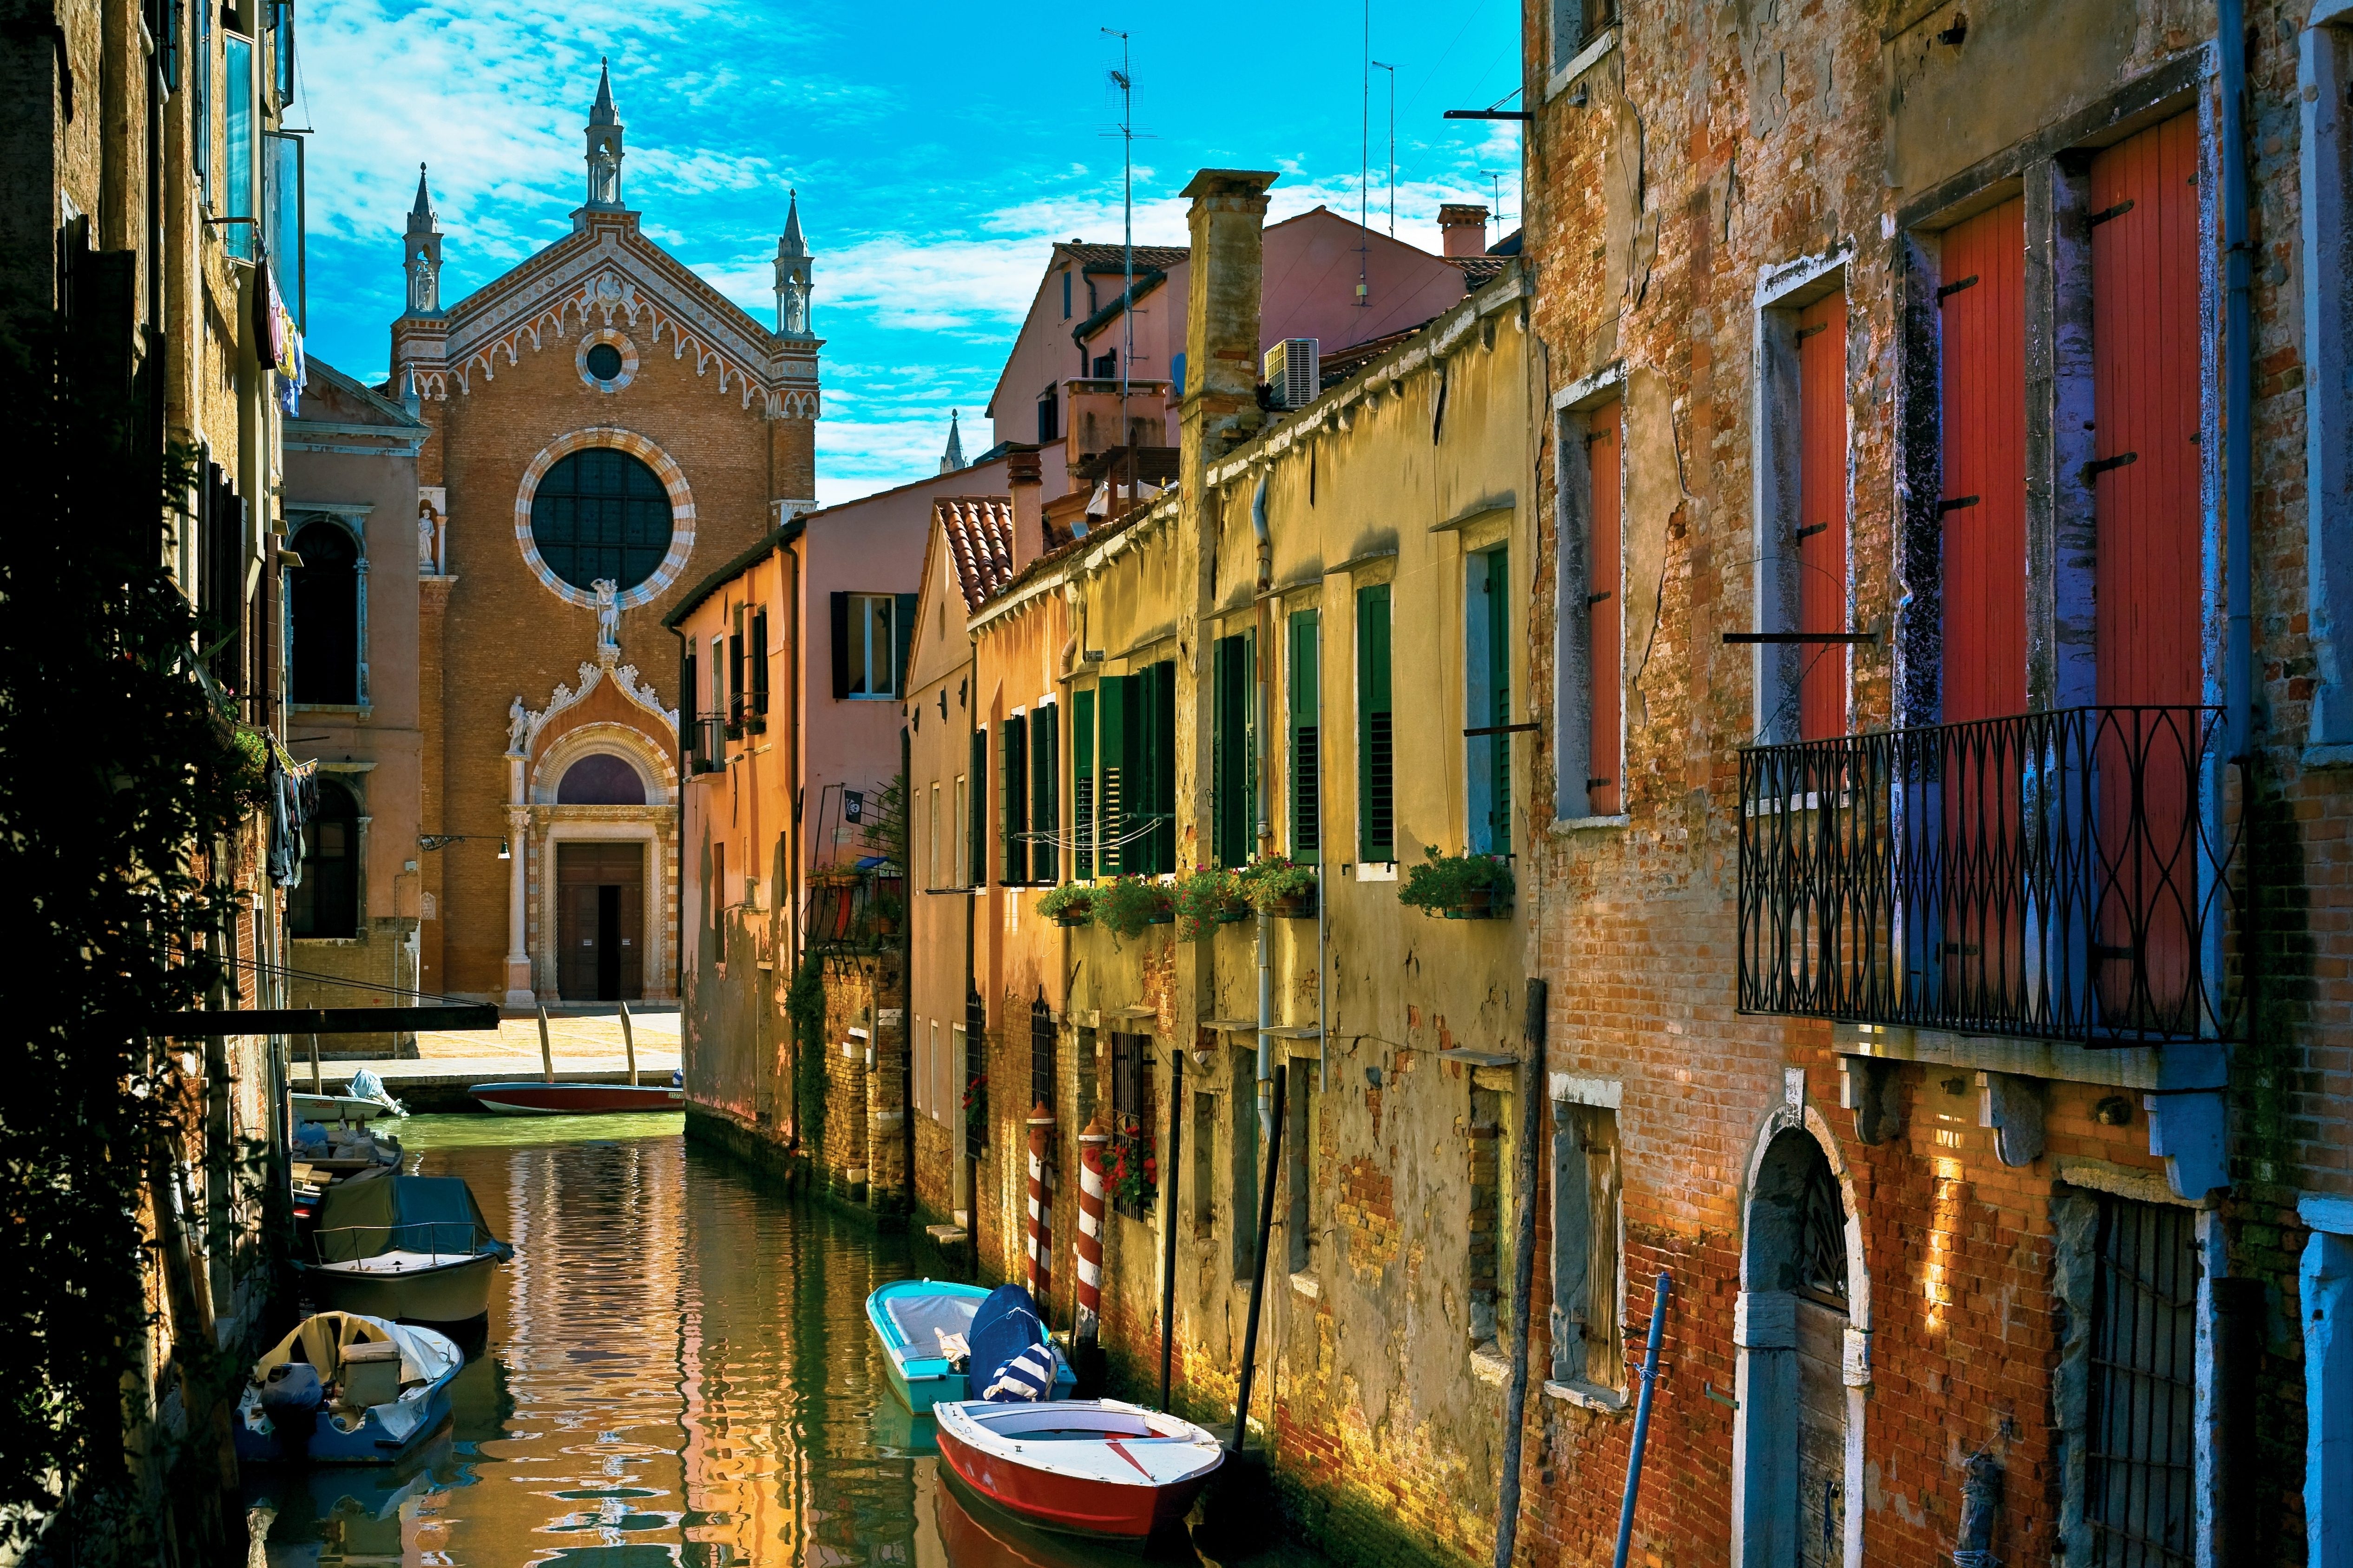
[1611,1272,1673,1568]
[1075,1114,1108,1351]
[308,1032,322,1095]
[620,1001,637,1086]
[1160,1045,1184,1409]
[537,1006,555,1085]
[1228,1061,1286,1455]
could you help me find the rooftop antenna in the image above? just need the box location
[1371,60,1396,236]
[1356,0,1370,306]
[1104,28,1137,501]
[1482,168,1512,230]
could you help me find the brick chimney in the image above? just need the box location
[1006,446,1045,565]
[1178,170,1278,471]
[1438,203,1490,258]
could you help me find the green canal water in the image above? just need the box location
[246,1115,1255,1568]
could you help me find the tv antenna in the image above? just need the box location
[1356,0,1370,306]
[1482,168,1513,230]
[1104,29,1138,499]
[1371,60,1396,236]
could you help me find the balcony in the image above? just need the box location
[690,716,728,774]
[1737,706,2243,1046]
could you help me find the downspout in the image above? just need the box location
[1251,476,1274,1138]
[1492,978,1547,1568]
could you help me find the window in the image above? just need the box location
[1355,585,1394,862]
[1938,197,2028,724]
[1794,296,1851,739]
[710,841,725,932]
[1286,1065,1318,1277]
[1001,712,1029,886]
[1551,1102,1623,1392]
[1039,385,1059,443]
[1289,611,1320,861]
[263,131,303,325]
[532,448,675,593]
[964,985,989,1159]
[2084,1196,2197,1565]
[1030,992,1056,1111]
[832,591,914,699]
[1110,1031,1155,1220]
[1212,633,1254,867]
[288,519,358,705]
[1092,351,1117,379]
[269,0,293,100]
[928,781,941,889]
[968,731,988,885]
[1028,703,1059,884]
[1550,0,1617,73]
[954,1023,975,1148]
[1073,688,1096,879]
[748,609,770,732]
[225,36,255,258]
[1466,545,1512,854]
[1467,1085,1506,1343]
[557,754,645,805]
[585,342,624,382]
[709,636,728,740]
[728,617,745,731]
[1191,1090,1216,1239]
[955,771,970,886]
[2306,18,2353,749]
[289,778,358,938]
[1062,269,1072,319]
[1558,399,1622,817]
[1097,662,1176,874]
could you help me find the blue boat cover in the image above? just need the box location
[966,1284,1055,1404]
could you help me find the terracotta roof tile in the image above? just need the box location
[1063,242,1191,272]
[936,497,1018,611]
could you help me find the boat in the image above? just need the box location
[468,1078,684,1114]
[234,1311,462,1464]
[299,1170,514,1326]
[933,1398,1225,1542]
[292,1067,407,1124]
[866,1279,1074,1414]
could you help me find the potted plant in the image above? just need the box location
[1397,845,1516,919]
[1239,853,1319,918]
[1108,1115,1158,1216]
[1173,865,1250,940]
[869,891,904,937]
[1094,875,1176,939]
[1038,883,1096,928]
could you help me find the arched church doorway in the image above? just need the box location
[1735,1119,1862,1568]
[557,840,645,1001]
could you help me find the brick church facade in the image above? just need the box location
[391,65,820,1005]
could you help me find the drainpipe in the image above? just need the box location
[1252,476,1275,1138]
[1492,978,1547,1568]
[2220,0,2254,766]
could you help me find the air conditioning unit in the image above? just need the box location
[1263,338,1319,410]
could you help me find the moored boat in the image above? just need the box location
[469,1080,684,1114]
[933,1398,1224,1542]
[235,1311,462,1464]
[299,1171,514,1326]
[866,1279,1074,1414]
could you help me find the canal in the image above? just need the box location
[248,1115,1254,1568]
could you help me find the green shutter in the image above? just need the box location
[1289,610,1320,861]
[1002,715,1029,886]
[1030,705,1059,884]
[1073,688,1096,880]
[970,728,989,886]
[1154,661,1178,874]
[1357,585,1394,863]
[1486,547,1510,855]
[1099,675,1128,874]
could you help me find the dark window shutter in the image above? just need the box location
[1030,705,1058,884]
[728,629,745,730]
[1357,585,1394,862]
[970,728,989,886]
[1073,688,1096,879]
[1099,676,1129,874]
[894,592,918,695]
[682,648,698,762]
[829,591,851,700]
[1290,610,1320,860]
[750,609,770,723]
[1214,636,1250,866]
[1002,716,1029,885]
[1140,661,1176,874]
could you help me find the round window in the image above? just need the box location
[529,448,674,592]
[585,342,624,382]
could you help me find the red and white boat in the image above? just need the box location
[468,1081,683,1115]
[933,1398,1224,1542]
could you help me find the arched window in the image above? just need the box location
[529,448,674,592]
[289,520,359,704]
[290,778,359,938]
[557,753,648,805]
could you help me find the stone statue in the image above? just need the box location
[589,146,619,207]
[507,695,531,755]
[593,578,620,655]
[417,502,438,572]
[782,273,808,335]
[408,248,435,314]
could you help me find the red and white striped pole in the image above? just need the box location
[1074,1114,1109,1349]
[1026,1100,1055,1310]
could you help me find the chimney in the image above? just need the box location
[1438,203,1490,258]
[1178,170,1278,471]
[1006,446,1045,567]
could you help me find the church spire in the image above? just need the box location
[584,58,625,210]
[774,189,815,338]
[939,410,966,473]
[402,162,444,318]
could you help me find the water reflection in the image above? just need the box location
[244,1117,1218,1568]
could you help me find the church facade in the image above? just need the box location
[392,65,820,1006]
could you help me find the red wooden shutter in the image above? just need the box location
[1798,294,1849,741]
[1588,401,1623,815]
[1938,197,2028,724]
[2090,112,2200,709]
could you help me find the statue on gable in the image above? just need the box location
[589,146,620,208]
[593,578,621,656]
[782,274,809,336]
[507,695,531,756]
[417,501,439,573]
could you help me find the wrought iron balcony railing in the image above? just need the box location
[690,716,729,774]
[1737,706,2243,1045]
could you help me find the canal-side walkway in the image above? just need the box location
[296,1008,683,1111]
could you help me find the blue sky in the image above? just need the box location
[293,0,1523,505]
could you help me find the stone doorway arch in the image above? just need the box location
[1732,1078,1870,1568]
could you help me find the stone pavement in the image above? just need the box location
[293,1006,683,1111]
